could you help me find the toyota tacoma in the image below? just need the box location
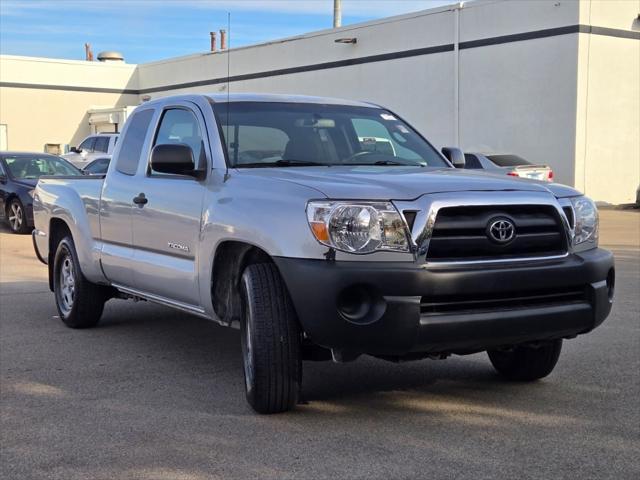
[32,94,615,413]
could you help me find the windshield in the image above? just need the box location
[486,154,531,167]
[213,102,448,168]
[3,155,81,179]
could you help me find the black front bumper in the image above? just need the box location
[274,249,614,356]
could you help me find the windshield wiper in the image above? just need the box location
[235,160,326,168]
[345,160,423,167]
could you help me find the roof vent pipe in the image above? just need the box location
[220,29,227,50]
[210,31,217,52]
[97,51,125,63]
[333,0,342,28]
[84,43,94,61]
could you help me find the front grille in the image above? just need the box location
[427,205,567,261]
[420,287,586,315]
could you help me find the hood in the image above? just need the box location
[235,166,581,200]
[13,178,38,188]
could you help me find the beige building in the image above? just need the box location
[1,0,638,204]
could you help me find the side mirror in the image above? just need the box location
[70,146,81,153]
[150,143,202,178]
[441,147,466,168]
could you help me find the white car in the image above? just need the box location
[464,153,554,182]
[62,133,118,168]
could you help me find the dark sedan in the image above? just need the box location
[0,152,81,233]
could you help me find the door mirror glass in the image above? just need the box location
[150,144,199,177]
[441,147,466,168]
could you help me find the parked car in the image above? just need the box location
[82,156,111,175]
[62,133,118,169]
[0,152,81,233]
[32,94,614,414]
[464,152,554,181]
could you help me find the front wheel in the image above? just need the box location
[488,340,563,381]
[240,263,302,414]
[53,236,108,328]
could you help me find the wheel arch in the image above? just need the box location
[210,240,276,327]
[47,218,73,291]
[4,192,19,212]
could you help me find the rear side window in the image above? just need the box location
[85,158,110,174]
[116,109,154,175]
[487,154,530,167]
[94,136,109,153]
[464,154,483,169]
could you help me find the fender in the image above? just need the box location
[34,177,107,285]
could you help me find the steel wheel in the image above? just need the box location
[8,201,23,232]
[57,254,76,316]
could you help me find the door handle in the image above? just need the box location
[133,193,148,205]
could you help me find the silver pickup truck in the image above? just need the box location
[33,94,614,414]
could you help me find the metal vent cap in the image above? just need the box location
[97,51,124,62]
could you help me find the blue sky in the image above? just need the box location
[0,0,452,64]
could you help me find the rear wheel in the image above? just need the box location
[53,236,108,328]
[488,340,563,381]
[240,263,302,414]
[7,198,29,234]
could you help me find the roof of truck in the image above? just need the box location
[204,93,380,108]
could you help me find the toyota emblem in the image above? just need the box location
[487,218,516,244]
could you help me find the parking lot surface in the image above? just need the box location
[1,210,639,480]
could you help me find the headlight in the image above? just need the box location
[571,196,598,248]
[307,201,410,254]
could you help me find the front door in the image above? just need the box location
[130,102,209,307]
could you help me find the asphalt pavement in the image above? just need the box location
[1,210,638,480]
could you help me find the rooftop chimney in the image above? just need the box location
[210,31,217,52]
[84,43,94,61]
[220,29,227,50]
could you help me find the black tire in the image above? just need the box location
[7,198,30,234]
[53,235,107,328]
[488,340,563,381]
[240,263,302,414]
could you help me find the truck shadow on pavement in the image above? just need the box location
[38,294,616,424]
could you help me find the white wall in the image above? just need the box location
[0,55,138,150]
[574,0,640,204]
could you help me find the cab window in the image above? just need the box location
[79,137,96,152]
[151,108,204,174]
[94,136,109,153]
